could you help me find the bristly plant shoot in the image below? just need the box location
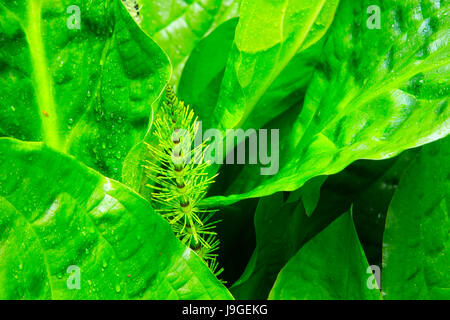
[144,87,223,277]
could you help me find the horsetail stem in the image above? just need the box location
[144,86,223,278]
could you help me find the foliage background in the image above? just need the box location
[0,0,448,299]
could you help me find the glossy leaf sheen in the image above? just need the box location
[179,17,325,131]
[204,0,449,206]
[212,0,339,130]
[139,0,240,84]
[0,0,170,181]
[0,138,232,300]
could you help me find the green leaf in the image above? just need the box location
[231,156,406,299]
[179,17,326,131]
[382,137,450,300]
[0,138,232,300]
[269,210,381,300]
[287,176,328,216]
[231,193,307,300]
[325,149,419,265]
[0,0,170,181]
[203,0,449,207]
[212,0,339,131]
[178,17,239,128]
[139,0,240,84]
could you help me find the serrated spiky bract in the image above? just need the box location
[144,86,222,275]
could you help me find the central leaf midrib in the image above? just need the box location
[25,0,61,150]
[235,0,328,129]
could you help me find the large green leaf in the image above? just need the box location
[269,211,381,300]
[203,0,449,207]
[0,0,170,181]
[231,147,419,299]
[139,0,240,84]
[178,17,239,127]
[178,16,325,131]
[212,0,339,131]
[382,137,450,299]
[0,138,232,300]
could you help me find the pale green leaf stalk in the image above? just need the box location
[144,87,223,277]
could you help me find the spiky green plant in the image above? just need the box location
[144,87,223,277]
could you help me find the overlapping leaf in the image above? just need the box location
[138,0,240,84]
[383,137,450,299]
[231,147,419,299]
[204,0,449,206]
[0,0,170,181]
[212,0,339,131]
[269,211,380,300]
[178,17,325,131]
[0,138,232,300]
